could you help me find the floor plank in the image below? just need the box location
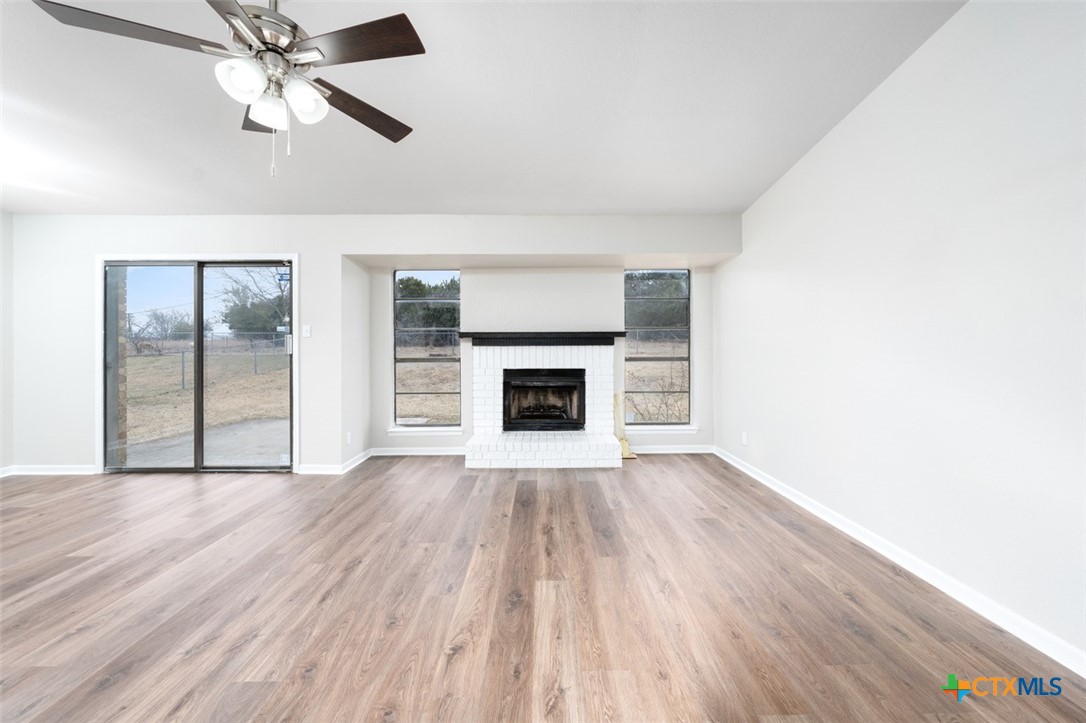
[1,455,1083,722]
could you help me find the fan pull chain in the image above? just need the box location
[287,107,292,157]
[270,129,277,178]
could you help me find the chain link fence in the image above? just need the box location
[122,332,290,445]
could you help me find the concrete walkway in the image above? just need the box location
[125,419,290,468]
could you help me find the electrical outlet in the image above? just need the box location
[302,324,312,338]
[741,432,748,446]
[346,432,352,446]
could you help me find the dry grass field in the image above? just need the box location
[625,359,690,423]
[124,344,686,438]
[392,348,690,425]
[124,353,289,444]
[395,360,460,424]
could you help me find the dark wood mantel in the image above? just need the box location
[458,331,626,346]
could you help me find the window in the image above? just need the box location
[624,270,690,424]
[394,270,461,426]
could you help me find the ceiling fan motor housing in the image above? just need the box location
[233,5,309,52]
[256,50,291,91]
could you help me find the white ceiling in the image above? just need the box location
[1,1,964,215]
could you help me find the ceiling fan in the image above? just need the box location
[31,0,425,142]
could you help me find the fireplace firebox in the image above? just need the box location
[503,369,586,432]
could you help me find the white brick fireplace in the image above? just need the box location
[464,333,622,468]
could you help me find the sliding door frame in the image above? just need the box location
[95,254,300,473]
[198,261,294,472]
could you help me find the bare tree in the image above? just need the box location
[146,309,192,340]
[213,268,292,343]
[126,312,157,355]
[126,309,191,354]
[219,268,291,323]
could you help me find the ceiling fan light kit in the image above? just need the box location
[32,0,425,144]
[283,79,329,125]
[214,47,328,130]
[214,57,266,104]
[249,90,290,131]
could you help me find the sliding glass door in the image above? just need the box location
[103,261,292,471]
[105,264,196,469]
[202,264,292,467]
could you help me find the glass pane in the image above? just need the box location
[394,269,460,426]
[625,392,690,424]
[395,300,460,329]
[395,270,461,299]
[395,326,461,359]
[396,394,460,425]
[202,265,292,467]
[625,360,689,393]
[624,328,689,358]
[105,264,195,469]
[624,270,689,298]
[396,361,461,393]
[625,298,689,328]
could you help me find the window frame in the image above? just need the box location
[392,269,462,427]
[623,269,691,425]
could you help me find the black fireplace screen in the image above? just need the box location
[503,369,586,431]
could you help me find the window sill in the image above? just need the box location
[386,426,464,436]
[624,424,700,435]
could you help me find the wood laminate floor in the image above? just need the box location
[1,455,1083,722]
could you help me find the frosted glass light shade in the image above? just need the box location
[249,93,289,131]
[283,78,329,124]
[214,58,266,104]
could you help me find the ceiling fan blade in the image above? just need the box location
[291,14,424,67]
[242,109,272,134]
[31,0,229,55]
[313,78,413,143]
[204,0,266,51]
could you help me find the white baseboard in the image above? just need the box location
[629,444,714,455]
[367,446,466,457]
[0,464,99,477]
[294,449,374,475]
[711,447,1086,678]
[340,449,373,474]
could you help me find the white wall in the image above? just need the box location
[461,268,623,332]
[341,258,371,465]
[714,0,1085,669]
[8,220,340,470]
[1,212,13,471]
[7,214,736,469]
